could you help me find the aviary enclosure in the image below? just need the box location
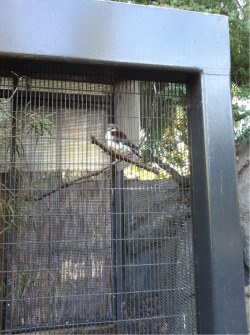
[0,60,195,334]
[0,1,247,334]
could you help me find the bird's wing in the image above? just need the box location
[111,130,127,140]
[111,130,139,150]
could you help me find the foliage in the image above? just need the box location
[133,82,190,178]
[0,102,54,234]
[232,83,250,141]
[123,80,190,179]
[0,103,54,160]
[0,96,54,310]
[124,163,171,179]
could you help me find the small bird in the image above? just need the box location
[105,124,141,158]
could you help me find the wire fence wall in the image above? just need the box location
[0,60,197,334]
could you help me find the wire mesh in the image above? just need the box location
[0,60,197,334]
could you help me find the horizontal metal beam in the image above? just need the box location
[0,0,230,75]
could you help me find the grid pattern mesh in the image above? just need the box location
[0,60,197,334]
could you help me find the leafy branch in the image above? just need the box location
[0,73,54,235]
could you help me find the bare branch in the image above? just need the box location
[150,155,190,188]
[33,160,117,201]
[234,111,249,122]
[33,133,163,202]
[235,0,243,9]
[237,159,249,177]
[90,135,161,175]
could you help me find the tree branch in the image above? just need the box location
[234,111,249,122]
[235,0,243,9]
[33,161,118,201]
[90,135,161,176]
[33,134,163,201]
[90,135,190,187]
[151,155,190,188]
[237,159,249,177]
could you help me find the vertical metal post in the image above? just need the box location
[111,163,117,320]
[111,165,124,322]
[5,75,18,330]
[115,171,124,322]
[188,74,247,334]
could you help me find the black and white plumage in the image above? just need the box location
[105,124,141,158]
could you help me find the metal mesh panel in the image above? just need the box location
[0,60,197,334]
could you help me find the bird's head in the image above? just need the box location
[107,124,119,132]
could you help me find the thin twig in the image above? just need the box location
[0,183,16,197]
[0,223,14,236]
[0,72,27,104]
[0,217,18,236]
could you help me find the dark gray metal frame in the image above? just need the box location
[0,0,247,333]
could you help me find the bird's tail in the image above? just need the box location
[131,148,142,158]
